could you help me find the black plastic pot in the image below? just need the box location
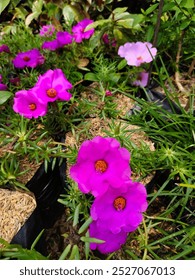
[11,156,67,254]
[129,85,182,116]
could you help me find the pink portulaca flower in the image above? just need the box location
[39,24,55,37]
[56,31,73,47]
[0,44,10,53]
[12,49,45,69]
[13,89,47,119]
[42,39,60,51]
[70,136,131,197]
[89,221,128,254]
[72,18,94,43]
[90,180,148,234]
[118,42,157,66]
[34,69,72,103]
[132,71,149,87]
[42,31,73,51]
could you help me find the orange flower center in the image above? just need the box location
[46,88,57,98]
[95,160,108,173]
[113,196,126,211]
[29,103,36,111]
[23,56,30,61]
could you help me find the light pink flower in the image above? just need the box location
[39,24,55,37]
[118,42,157,66]
[133,71,149,87]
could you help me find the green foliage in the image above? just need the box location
[0,0,10,15]
[0,91,13,105]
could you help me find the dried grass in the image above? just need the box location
[0,188,36,245]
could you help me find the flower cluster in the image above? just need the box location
[13,69,72,119]
[42,19,94,51]
[118,42,157,87]
[70,136,148,254]
[10,18,94,70]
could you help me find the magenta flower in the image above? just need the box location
[34,69,72,103]
[12,49,45,69]
[13,89,47,119]
[0,44,10,53]
[102,34,116,47]
[90,180,148,234]
[72,19,94,43]
[70,136,131,197]
[39,24,55,37]
[0,83,7,90]
[132,71,149,87]
[0,74,7,90]
[89,221,128,254]
[56,31,73,47]
[118,42,157,66]
[42,39,60,51]
[42,31,73,51]
[105,90,112,96]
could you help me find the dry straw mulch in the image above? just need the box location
[0,188,36,245]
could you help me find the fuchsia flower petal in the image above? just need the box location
[34,69,72,103]
[72,19,94,43]
[89,221,128,254]
[118,42,157,66]
[13,89,47,119]
[90,180,148,234]
[12,49,45,69]
[42,40,60,51]
[70,136,131,197]
[56,31,73,47]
